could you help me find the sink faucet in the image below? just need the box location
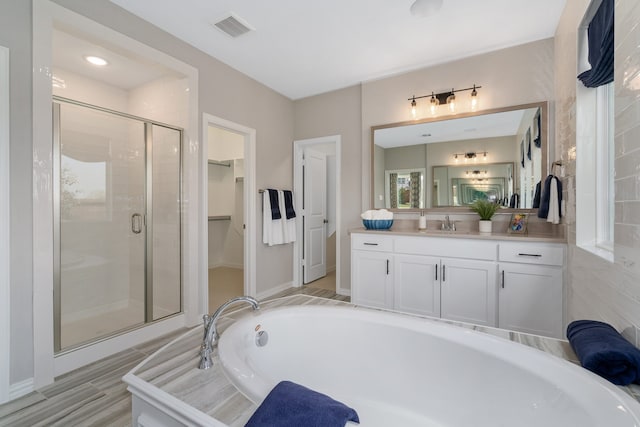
[199,296,260,370]
[441,215,456,231]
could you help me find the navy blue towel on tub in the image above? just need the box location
[567,320,640,385]
[245,380,359,427]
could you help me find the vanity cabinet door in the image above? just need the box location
[440,258,497,327]
[394,254,441,317]
[498,263,563,338]
[352,250,393,309]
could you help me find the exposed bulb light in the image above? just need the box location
[410,0,444,17]
[430,92,439,115]
[407,85,481,117]
[446,89,456,113]
[470,84,479,111]
[84,55,108,66]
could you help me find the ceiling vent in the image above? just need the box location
[213,13,254,38]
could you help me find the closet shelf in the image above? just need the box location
[208,160,231,167]
[208,215,231,221]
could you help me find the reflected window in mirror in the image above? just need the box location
[385,168,425,209]
[372,102,547,211]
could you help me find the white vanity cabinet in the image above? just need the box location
[351,234,394,309]
[351,232,565,337]
[439,257,497,327]
[352,233,498,326]
[394,254,440,317]
[498,242,565,338]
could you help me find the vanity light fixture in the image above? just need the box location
[407,85,482,118]
[84,55,108,66]
[453,151,488,162]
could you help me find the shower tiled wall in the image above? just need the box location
[556,0,640,344]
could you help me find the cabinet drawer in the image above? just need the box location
[395,236,497,261]
[351,233,393,252]
[498,242,564,266]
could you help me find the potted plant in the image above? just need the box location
[470,199,499,233]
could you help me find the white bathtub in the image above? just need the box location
[219,305,640,427]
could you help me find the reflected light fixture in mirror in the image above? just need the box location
[411,96,417,119]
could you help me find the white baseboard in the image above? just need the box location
[9,377,34,401]
[256,281,293,300]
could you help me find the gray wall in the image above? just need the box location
[294,85,362,292]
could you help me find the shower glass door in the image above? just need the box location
[54,99,182,352]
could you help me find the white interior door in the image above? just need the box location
[304,148,327,283]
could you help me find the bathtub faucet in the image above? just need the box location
[199,296,260,370]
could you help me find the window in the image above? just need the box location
[575,0,614,261]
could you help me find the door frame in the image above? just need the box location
[293,135,342,293]
[202,114,257,308]
[0,45,10,404]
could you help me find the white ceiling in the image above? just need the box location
[109,0,566,100]
[52,27,180,90]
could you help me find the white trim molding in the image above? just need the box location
[0,45,11,404]
[202,113,257,310]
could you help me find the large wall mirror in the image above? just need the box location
[371,102,547,210]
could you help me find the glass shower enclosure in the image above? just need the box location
[53,97,182,352]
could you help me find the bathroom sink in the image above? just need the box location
[418,229,473,235]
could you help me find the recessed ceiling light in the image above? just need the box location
[84,55,108,66]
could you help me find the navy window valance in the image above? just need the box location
[577,0,614,88]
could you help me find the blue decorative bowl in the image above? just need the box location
[363,219,393,230]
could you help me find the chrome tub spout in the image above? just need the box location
[199,296,260,370]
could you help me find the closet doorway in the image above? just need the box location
[204,115,256,312]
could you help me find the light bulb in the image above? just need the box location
[470,85,479,111]
[446,90,456,113]
[84,55,108,66]
[411,97,417,118]
[430,93,439,115]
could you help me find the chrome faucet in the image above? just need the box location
[441,215,456,231]
[199,296,260,370]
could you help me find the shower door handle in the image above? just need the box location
[131,213,143,234]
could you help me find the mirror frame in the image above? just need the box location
[370,101,548,212]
